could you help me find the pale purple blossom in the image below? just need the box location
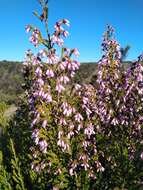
[42,120,47,128]
[47,51,59,64]
[59,75,70,84]
[32,128,40,145]
[51,34,64,46]
[25,25,31,33]
[31,118,38,127]
[95,161,105,172]
[82,97,89,105]
[81,162,89,171]
[140,152,143,160]
[63,106,72,117]
[63,30,69,38]
[67,131,74,139]
[56,82,65,93]
[58,131,63,139]
[57,139,69,151]
[29,36,38,47]
[75,83,81,91]
[39,140,48,153]
[72,48,80,57]
[45,93,52,102]
[39,49,47,57]
[53,186,59,190]
[74,113,83,122]
[35,67,42,77]
[84,123,95,137]
[46,69,54,78]
[36,78,44,86]
[59,118,67,126]
[59,61,67,70]
[62,19,70,26]
[70,71,75,78]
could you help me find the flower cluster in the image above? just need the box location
[51,19,70,46]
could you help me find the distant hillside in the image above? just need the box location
[0,60,132,104]
[0,60,23,104]
[74,62,98,84]
[74,61,132,84]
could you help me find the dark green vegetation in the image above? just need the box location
[0,60,143,189]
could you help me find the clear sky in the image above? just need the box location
[0,0,143,62]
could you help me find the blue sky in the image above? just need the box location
[0,0,143,62]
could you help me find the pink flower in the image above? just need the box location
[75,83,81,90]
[54,22,64,32]
[75,113,83,122]
[32,57,40,65]
[59,61,67,70]
[61,102,74,116]
[59,75,70,84]
[57,37,64,46]
[84,123,95,137]
[59,118,67,125]
[51,34,64,46]
[42,120,47,128]
[72,48,80,57]
[46,69,54,78]
[81,162,89,171]
[67,131,74,139]
[140,152,143,160]
[38,89,44,97]
[32,128,40,145]
[69,123,74,129]
[82,97,89,105]
[63,30,69,37]
[39,140,48,153]
[70,71,75,78]
[51,34,58,43]
[31,163,41,173]
[77,123,83,131]
[63,107,72,116]
[58,131,63,139]
[25,25,31,33]
[69,168,74,176]
[85,106,92,117]
[29,28,40,47]
[111,118,119,125]
[53,186,59,190]
[37,78,44,86]
[57,139,69,151]
[67,60,80,71]
[33,28,40,35]
[69,163,77,176]
[29,36,38,47]
[31,118,38,127]
[63,47,70,54]
[44,93,52,102]
[56,83,65,93]
[61,102,68,109]
[35,67,42,77]
[63,19,70,26]
[82,141,90,149]
[39,49,47,57]
[96,161,105,172]
[47,51,59,64]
